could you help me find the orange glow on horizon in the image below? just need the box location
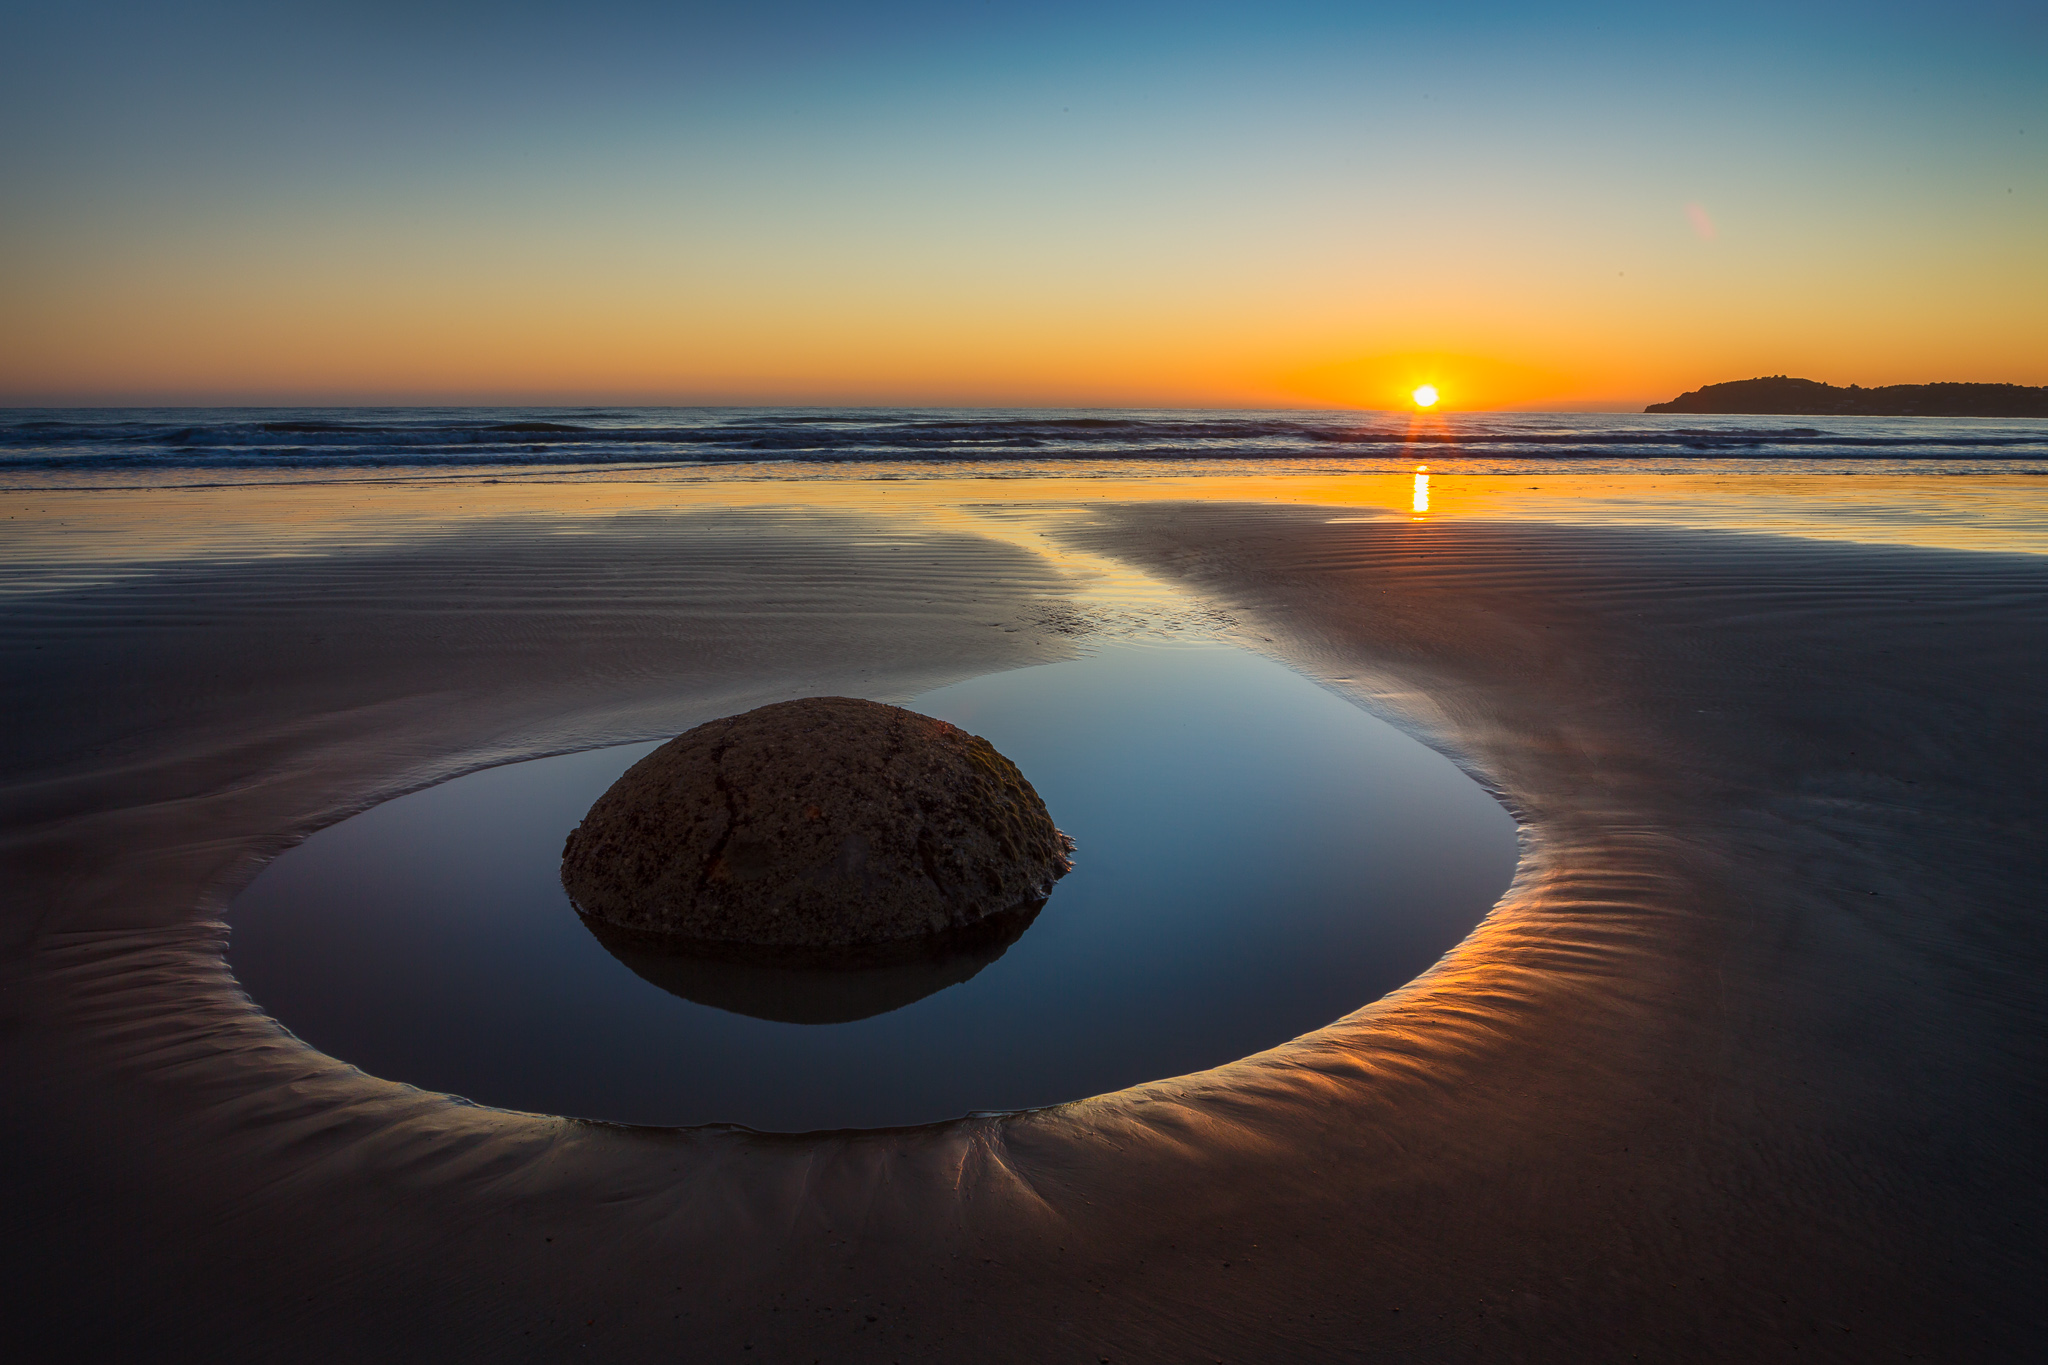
[1279,352,1580,413]
[3,281,2038,410]
[2,0,2042,415]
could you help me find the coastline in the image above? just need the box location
[4,478,2045,1359]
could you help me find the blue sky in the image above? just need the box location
[3,1,2042,405]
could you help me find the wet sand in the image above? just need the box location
[4,480,2045,1361]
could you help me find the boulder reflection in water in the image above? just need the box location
[577,898,1046,1024]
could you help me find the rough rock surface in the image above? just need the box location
[561,697,1072,959]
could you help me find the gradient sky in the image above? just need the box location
[2,1,2042,408]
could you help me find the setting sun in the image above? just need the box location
[1412,385,1440,408]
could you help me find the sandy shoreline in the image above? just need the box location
[5,483,2045,1360]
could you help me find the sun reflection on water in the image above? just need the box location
[11,460,2048,597]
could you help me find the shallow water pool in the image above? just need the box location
[229,640,1518,1130]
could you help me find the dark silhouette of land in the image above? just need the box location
[1648,376,2048,417]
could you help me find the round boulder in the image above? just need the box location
[561,697,1073,963]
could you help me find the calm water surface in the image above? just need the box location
[230,641,1518,1130]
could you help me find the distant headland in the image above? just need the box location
[1647,376,2048,418]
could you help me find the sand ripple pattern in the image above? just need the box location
[5,504,2046,1359]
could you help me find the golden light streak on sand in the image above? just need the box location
[11,465,2048,598]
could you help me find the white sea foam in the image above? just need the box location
[3,406,2045,486]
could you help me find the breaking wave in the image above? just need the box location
[4,407,2045,477]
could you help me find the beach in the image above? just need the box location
[5,459,2046,1361]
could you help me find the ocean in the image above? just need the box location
[4,407,2046,486]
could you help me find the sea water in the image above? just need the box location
[5,405,2046,482]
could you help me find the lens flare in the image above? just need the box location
[1411,385,1439,408]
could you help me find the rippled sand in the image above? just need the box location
[4,466,2044,1360]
